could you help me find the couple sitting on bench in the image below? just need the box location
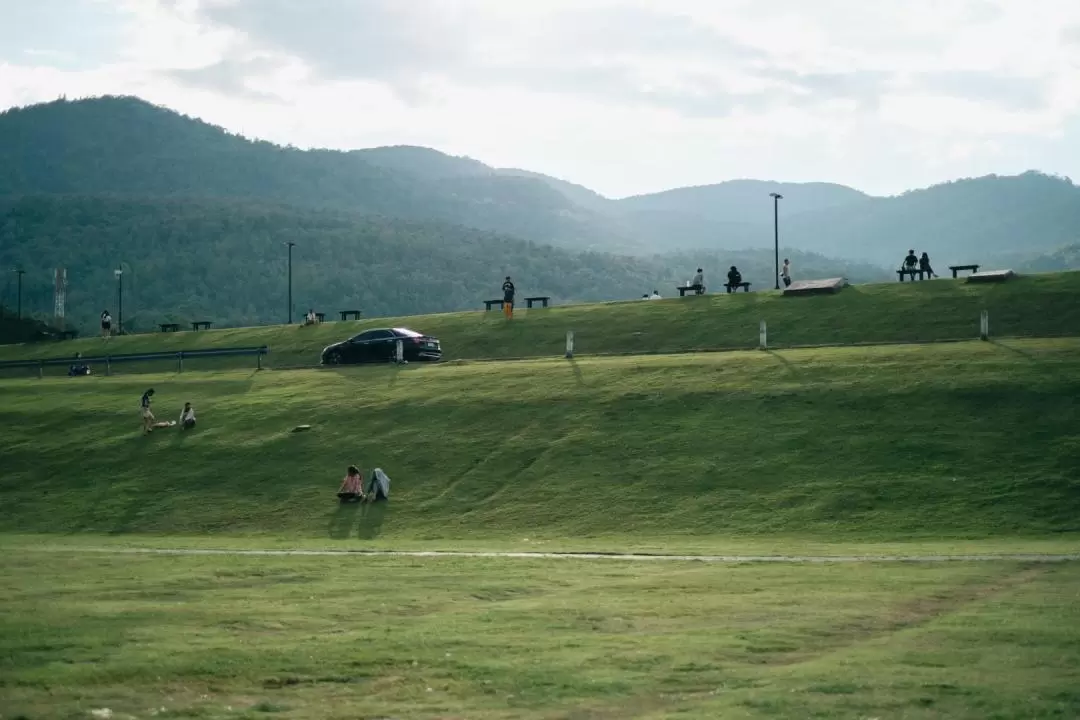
[337,465,390,503]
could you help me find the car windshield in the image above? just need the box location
[393,328,423,337]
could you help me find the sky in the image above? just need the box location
[2,0,1080,198]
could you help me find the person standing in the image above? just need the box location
[501,276,516,319]
[101,310,112,340]
[781,259,792,288]
[140,388,156,434]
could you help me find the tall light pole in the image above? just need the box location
[14,269,25,319]
[769,193,783,290]
[114,268,124,335]
[287,241,295,323]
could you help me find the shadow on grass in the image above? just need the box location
[327,502,361,539]
[990,340,1071,382]
[567,358,586,387]
[357,501,388,540]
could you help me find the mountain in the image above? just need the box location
[0,195,889,333]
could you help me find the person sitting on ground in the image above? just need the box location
[365,467,391,502]
[68,352,91,377]
[781,259,792,288]
[691,268,705,294]
[649,290,662,300]
[726,266,743,292]
[919,252,936,279]
[903,249,919,270]
[179,402,196,430]
[304,308,318,326]
[338,465,365,503]
[140,388,175,432]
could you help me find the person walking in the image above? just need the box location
[781,259,792,288]
[101,310,112,339]
[501,276,516,319]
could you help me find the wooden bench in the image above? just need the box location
[483,299,506,311]
[159,323,180,333]
[897,268,925,282]
[949,264,980,279]
[525,296,550,309]
[339,310,362,321]
[676,284,706,297]
[725,282,751,293]
[191,321,212,331]
[314,312,326,323]
[57,330,77,341]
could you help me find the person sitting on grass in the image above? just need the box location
[179,402,196,430]
[365,468,391,502]
[304,308,318,326]
[338,465,365,503]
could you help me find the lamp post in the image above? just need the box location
[114,268,124,335]
[769,192,783,290]
[286,241,296,324]
[14,269,25,319]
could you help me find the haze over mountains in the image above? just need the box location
[0,96,1077,331]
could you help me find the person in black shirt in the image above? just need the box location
[726,266,742,293]
[501,276,516,319]
[919,252,936,279]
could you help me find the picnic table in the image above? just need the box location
[897,268,926,282]
[675,284,706,297]
[191,321,212,331]
[159,323,180,333]
[339,310,362,321]
[725,282,751,293]
[525,296,550,309]
[314,312,326,323]
[949,264,980,279]
[483,299,506,311]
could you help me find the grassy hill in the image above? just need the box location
[1,272,1077,373]
[1,339,1078,544]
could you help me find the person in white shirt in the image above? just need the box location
[649,290,662,300]
[781,259,792,288]
[179,402,196,430]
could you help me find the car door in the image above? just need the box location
[346,331,378,363]
[367,330,396,362]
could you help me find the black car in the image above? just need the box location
[321,327,442,365]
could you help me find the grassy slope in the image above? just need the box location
[3,552,1078,719]
[1,272,1078,373]
[2,339,1078,544]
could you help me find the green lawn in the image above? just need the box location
[1,550,1078,719]
[2,272,1078,374]
[2,339,1078,546]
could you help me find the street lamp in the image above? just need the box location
[769,193,783,290]
[287,241,295,323]
[14,269,25,319]
[114,268,124,335]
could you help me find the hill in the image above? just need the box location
[0,194,889,334]
[3,96,1079,265]
[1,339,1078,541]
[2,271,1077,371]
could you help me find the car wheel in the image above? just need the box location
[325,352,342,365]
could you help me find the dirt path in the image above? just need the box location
[40,547,1080,563]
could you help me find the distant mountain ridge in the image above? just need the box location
[2,95,1078,268]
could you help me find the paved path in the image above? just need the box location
[44,547,1080,563]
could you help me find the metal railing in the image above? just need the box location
[0,346,270,377]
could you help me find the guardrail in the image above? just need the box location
[0,346,271,377]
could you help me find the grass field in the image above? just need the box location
[2,547,1079,719]
[1,339,1078,545]
[1,272,1078,374]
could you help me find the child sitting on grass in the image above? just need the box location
[337,465,365,503]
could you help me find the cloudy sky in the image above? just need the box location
[2,0,1079,197]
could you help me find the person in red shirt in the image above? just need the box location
[337,465,364,503]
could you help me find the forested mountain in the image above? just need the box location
[3,96,1078,265]
[0,195,888,333]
